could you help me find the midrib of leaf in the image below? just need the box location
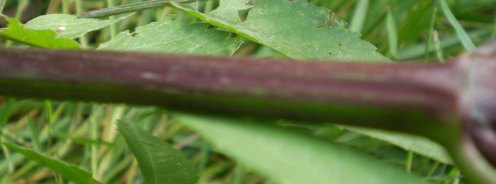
[117,121,198,184]
[121,122,158,184]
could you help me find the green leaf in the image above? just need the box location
[172,0,388,61]
[0,17,79,49]
[176,114,431,184]
[347,127,452,164]
[24,14,130,39]
[98,15,242,56]
[1,141,100,184]
[117,120,198,184]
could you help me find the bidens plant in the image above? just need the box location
[0,0,495,184]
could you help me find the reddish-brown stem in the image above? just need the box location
[0,47,495,184]
[0,48,460,134]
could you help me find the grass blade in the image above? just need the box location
[349,0,369,33]
[437,0,476,51]
[1,141,101,184]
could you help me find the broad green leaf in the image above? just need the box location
[347,127,452,164]
[24,14,130,39]
[172,0,388,61]
[117,121,198,184]
[176,114,431,184]
[98,15,242,56]
[1,141,100,184]
[0,17,79,49]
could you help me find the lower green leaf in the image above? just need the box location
[346,127,452,164]
[176,113,432,184]
[1,141,100,184]
[117,120,198,184]
[25,14,130,39]
[98,15,242,56]
[0,16,80,49]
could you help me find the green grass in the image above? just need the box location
[0,0,495,183]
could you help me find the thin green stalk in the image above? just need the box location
[437,0,476,52]
[13,0,28,20]
[106,0,117,38]
[492,16,496,38]
[0,0,6,14]
[44,100,54,124]
[0,98,15,126]
[0,137,13,174]
[89,106,101,180]
[46,0,59,14]
[62,0,70,14]
[386,8,398,59]
[433,30,445,62]
[78,0,196,18]
[425,6,437,61]
[406,151,414,173]
[349,0,369,33]
[231,164,245,184]
[427,161,440,178]
[75,0,89,48]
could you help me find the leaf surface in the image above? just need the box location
[1,141,100,184]
[176,114,431,184]
[25,14,129,39]
[0,17,79,49]
[348,127,452,164]
[117,121,198,184]
[99,15,242,55]
[172,0,388,61]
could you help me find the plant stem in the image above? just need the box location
[0,49,464,135]
[77,0,197,18]
[0,48,495,183]
[0,48,460,132]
